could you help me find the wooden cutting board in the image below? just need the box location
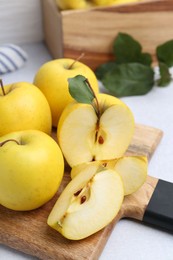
[0,124,163,260]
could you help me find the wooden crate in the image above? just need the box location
[42,0,173,70]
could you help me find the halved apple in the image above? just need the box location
[47,162,124,240]
[58,93,135,167]
[71,156,148,195]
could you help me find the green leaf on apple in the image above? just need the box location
[68,75,95,105]
[101,63,154,97]
[68,75,101,118]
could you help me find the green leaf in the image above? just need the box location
[138,52,152,66]
[68,75,94,104]
[113,33,152,66]
[95,61,118,80]
[101,63,154,97]
[157,40,173,67]
[157,62,172,87]
[113,33,142,63]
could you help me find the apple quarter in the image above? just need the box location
[47,164,124,240]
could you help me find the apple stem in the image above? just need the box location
[84,78,101,119]
[0,139,20,147]
[68,53,85,70]
[0,79,6,96]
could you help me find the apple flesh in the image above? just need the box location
[58,93,135,167]
[0,82,52,136]
[0,130,64,211]
[71,156,148,195]
[109,156,148,195]
[33,58,99,127]
[47,162,124,240]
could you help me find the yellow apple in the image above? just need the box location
[58,93,135,167]
[92,0,115,6]
[113,0,140,4]
[33,58,99,127]
[0,130,64,211]
[56,0,93,9]
[93,0,140,6]
[71,156,148,195]
[0,81,52,136]
[47,162,124,240]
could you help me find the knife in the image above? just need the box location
[116,175,173,232]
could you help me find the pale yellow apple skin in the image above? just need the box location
[0,82,52,136]
[58,93,135,167]
[0,130,64,211]
[93,0,140,6]
[112,0,140,5]
[56,0,93,9]
[33,59,99,127]
[92,0,115,6]
[48,164,124,240]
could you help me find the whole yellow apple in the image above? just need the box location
[0,81,52,136]
[33,58,99,127]
[0,130,64,211]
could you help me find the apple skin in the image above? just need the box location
[56,0,93,9]
[0,82,52,136]
[33,58,99,127]
[92,0,115,6]
[0,130,64,211]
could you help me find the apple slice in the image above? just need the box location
[111,156,148,195]
[47,163,124,240]
[71,156,148,196]
[58,92,134,167]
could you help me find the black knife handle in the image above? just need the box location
[143,179,173,232]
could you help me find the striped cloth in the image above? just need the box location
[0,44,28,75]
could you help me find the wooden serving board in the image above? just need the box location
[0,124,163,260]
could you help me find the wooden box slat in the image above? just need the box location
[42,0,173,70]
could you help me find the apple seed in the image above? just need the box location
[74,189,82,196]
[80,196,87,204]
[102,162,107,167]
[98,136,104,144]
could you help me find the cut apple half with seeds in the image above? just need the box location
[71,156,148,196]
[58,93,134,167]
[47,162,124,240]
